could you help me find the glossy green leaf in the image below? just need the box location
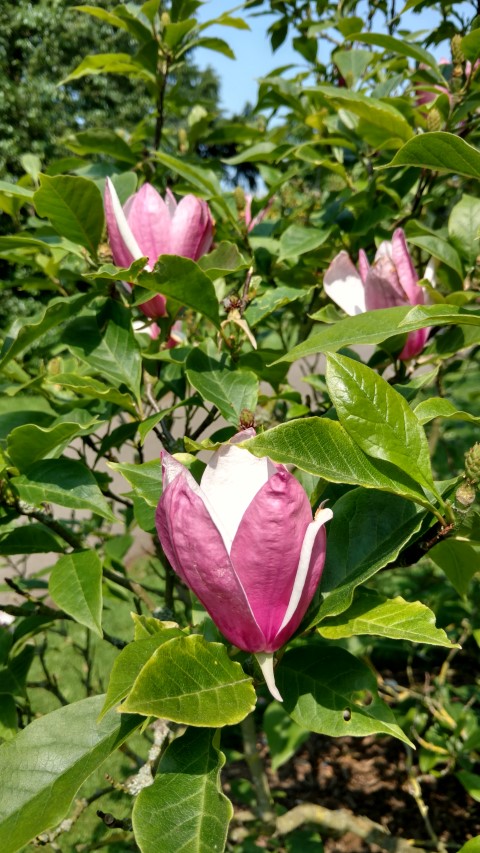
[64,128,136,163]
[43,373,137,414]
[457,771,480,803]
[133,728,232,853]
[326,354,436,495]
[121,635,256,726]
[0,695,141,853]
[448,194,480,267]
[198,241,250,279]
[279,304,480,363]
[74,5,152,41]
[279,224,330,260]
[61,53,155,84]
[414,397,480,426]
[107,459,162,506]
[313,488,425,623]
[136,256,220,328]
[263,701,310,771]
[461,29,480,61]
[7,419,98,472]
[348,32,443,79]
[457,838,480,853]
[0,180,34,200]
[242,419,436,510]
[0,523,65,555]
[244,285,306,327]
[186,348,259,426]
[34,174,104,255]
[429,539,480,597]
[310,85,414,144]
[405,233,463,279]
[383,132,480,179]
[11,459,116,522]
[101,629,184,717]
[277,646,412,745]
[48,550,103,636]
[63,301,142,401]
[0,695,17,741]
[153,151,237,226]
[318,589,455,646]
[0,291,97,369]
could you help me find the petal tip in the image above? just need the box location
[255,652,283,702]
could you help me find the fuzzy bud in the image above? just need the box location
[161,12,171,26]
[456,481,476,508]
[234,186,246,213]
[465,443,480,484]
[239,409,255,430]
[426,107,443,132]
[451,34,464,65]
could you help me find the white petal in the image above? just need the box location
[374,240,393,262]
[200,443,276,551]
[256,652,283,702]
[324,254,366,316]
[423,258,436,286]
[277,507,333,634]
[165,187,177,217]
[106,178,151,271]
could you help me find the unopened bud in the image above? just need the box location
[239,409,255,430]
[465,443,480,484]
[223,294,242,311]
[161,12,171,26]
[233,186,246,213]
[427,107,443,132]
[456,480,476,508]
[451,34,464,65]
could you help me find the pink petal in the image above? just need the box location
[399,327,429,361]
[170,196,214,260]
[126,183,172,266]
[324,251,366,315]
[138,294,167,319]
[156,472,266,652]
[364,255,406,310]
[164,187,177,217]
[229,468,313,648]
[104,178,144,269]
[274,508,331,649]
[358,249,370,284]
[391,229,423,306]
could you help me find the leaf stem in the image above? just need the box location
[240,712,275,826]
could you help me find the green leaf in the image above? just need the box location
[34,175,104,256]
[457,771,480,804]
[383,132,480,179]
[101,630,184,718]
[186,348,259,426]
[313,488,425,623]
[448,194,480,267]
[277,646,412,745]
[153,151,237,227]
[0,180,34,200]
[279,304,480,363]
[0,695,141,853]
[310,85,414,144]
[242,419,437,510]
[61,53,155,84]
[64,128,136,164]
[347,32,443,79]
[7,419,98,472]
[279,224,330,260]
[121,635,256,726]
[11,459,116,522]
[326,353,436,495]
[457,838,480,853]
[413,397,480,426]
[183,35,235,59]
[318,589,456,647]
[43,373,137,414]
[0,523,65,555]
[263,701,310,771]
[136,256,220,328]
[0,290,97,369]
[334,49,372,83]
[74,5,152,41]
[429,539,480,597]
[48,550,103,637]
[63,301,142,401]
[405,233,463,279]
[107,459,162,506]
[244,286,307,328]
[84,258,146,282]
[133,728,232,853]
[198,241,250,279]
[0,695,17,741]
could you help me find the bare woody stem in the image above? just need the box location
[154,56,170,150]
[240,712,275,826]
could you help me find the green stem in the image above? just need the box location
[240,712,275,825]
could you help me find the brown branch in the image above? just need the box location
[275,804,428,853]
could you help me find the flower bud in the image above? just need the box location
[427,107,443,132]
[465,443,480,485]
[155,431,332,700]
[451,34,465,66]
[456,481,476,508]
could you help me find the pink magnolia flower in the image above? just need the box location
[244,194,274,232]
[155,430,332,701]
[104,178,214,320]
[414,58,451,107]
[324,229,435,360]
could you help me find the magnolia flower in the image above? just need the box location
[104,179,214,320]
[244,194,274,232]
[324,228,435,360]
[155,430,332,701]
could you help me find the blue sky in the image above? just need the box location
[194,1,471,115]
